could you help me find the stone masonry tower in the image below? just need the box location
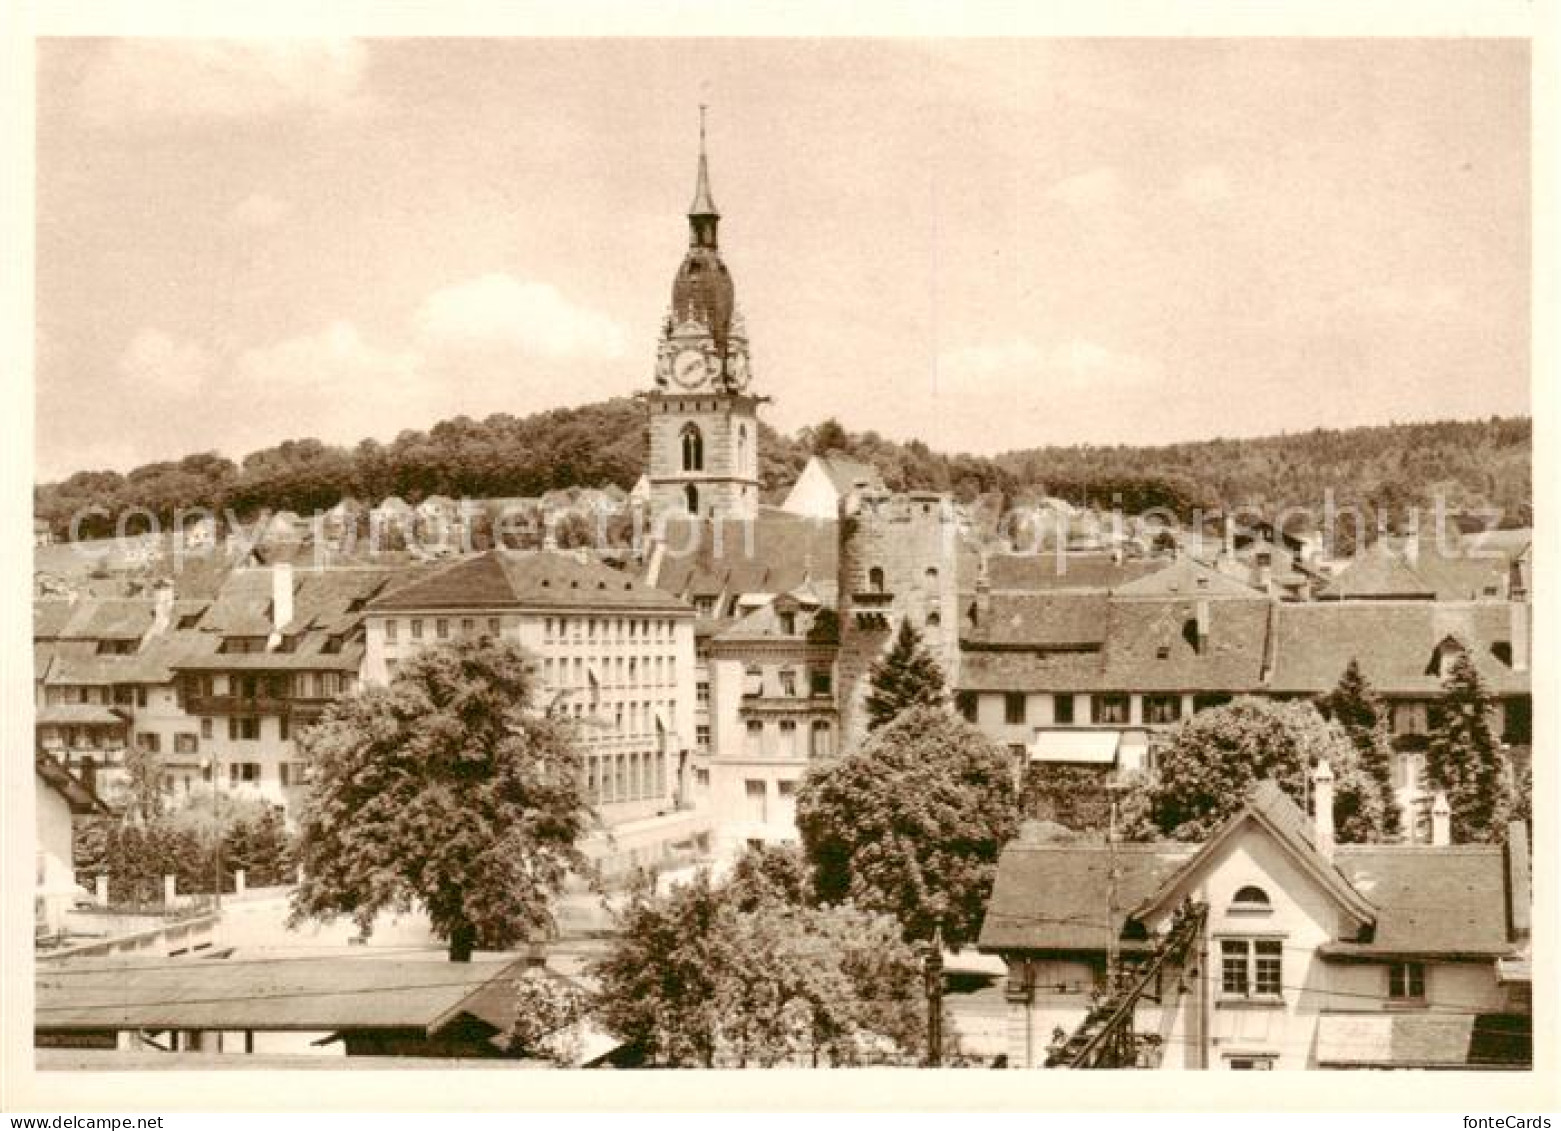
[646,112,762,520]
[835,487,962,750]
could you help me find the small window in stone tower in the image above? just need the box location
[684,484,699,514]
[738,424,748,471]
[868,567,885,593]
[681,423,704,471]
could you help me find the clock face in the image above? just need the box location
[673,349,706,388]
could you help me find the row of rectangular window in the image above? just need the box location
[742,667,833,698]
[542,655,679,689]
[583,749,666,806]
[383,616,503,644]
[975,692,1235,728]
[742,718,834,759]
[543,616,675,643]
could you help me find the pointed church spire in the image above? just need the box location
[687,105,720,249]
[689,104,719,217]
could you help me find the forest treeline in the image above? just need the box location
[36,401,1531,539]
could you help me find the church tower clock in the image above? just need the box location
[646,114,762,520]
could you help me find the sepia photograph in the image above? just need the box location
[3,5,1555,1116]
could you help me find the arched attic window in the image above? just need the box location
[1230,885,1271,913]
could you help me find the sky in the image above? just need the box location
[33,37,1530,482]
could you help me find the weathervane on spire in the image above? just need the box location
[688,102,719,224]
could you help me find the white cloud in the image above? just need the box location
[228,192,289,229]
[414,272,627,362]
[1043,166,1124,211]
[234,321,418,395]
[78,39,368,125]
[1179,164,1233,206]
[117,328,214,395]
[939,335,1159,392]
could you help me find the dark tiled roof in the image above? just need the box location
[814,453,885,495]
[1113,557,1260,598]
[1096,598,1272,692]
[370,551,690,614]
[981,781,1525,960]
[35,599,156,642]
[36,704,128,726]
[1318,546,1437,600]
[35,754,111,815]
[35,957,529,1033]
[962,592,1108,648]
[1329,845,1515,956]
[957,649,1106,692]
[978,842,1195,952]
[651,513,838,600]
[1269,601,1529,696]
[984,553,1162,593]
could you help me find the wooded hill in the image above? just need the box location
[36,402,1531,540]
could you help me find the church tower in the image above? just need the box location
[646,114,762,520]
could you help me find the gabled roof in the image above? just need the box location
[369,550,690,613]
[982,780,1530,963]
[1318,546,1436,600]
[712,596,835,645]
[34,598,156,642]
[1112,557,1260,599]
[813,453,885,495]
[1132,781,1377,927]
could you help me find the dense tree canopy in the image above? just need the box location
[1424,652,1514,844]
[796,705,1019,948]
[1122,698,1393,844]
[864,619,948,731]
[1317,659,1402,839]
[591,849,928,1067]
[37,401,1530,541]
[288,636,591,960]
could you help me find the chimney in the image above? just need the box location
[1312,760,1335,860]
[151,580,175,636]
[1507,821,1531,940]
[1511,602,1529,673]
[1404,510,1421,567]
[271,562,294,636]
[1222,515,1236,561]
[1431,791,1451,846]
[974,551,992,625]
[1195,599,1210,654]
[1256,549,1274,596]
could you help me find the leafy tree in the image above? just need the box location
[507,968,593,1065]
[119,744,166,824]
[796,705,1018,948]
[808,418,850,457]
[1317,659,1401,838]
[289,636,591,960]
[864,619,947,731]
[1424,652,1513,843]
[592,851,927,1067]
[1122,697,1390,844]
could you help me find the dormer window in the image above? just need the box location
[1230,885,1271,913]
[778,611,796,635]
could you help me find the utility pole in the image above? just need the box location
[210,752,223,912]
[924,917,945,1066]
[1105,782,1122,993]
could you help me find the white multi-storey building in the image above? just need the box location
[362,549,703,871]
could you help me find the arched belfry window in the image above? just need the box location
[737,424,748,473]
[681,423,704,472]
[684,484,700,514]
